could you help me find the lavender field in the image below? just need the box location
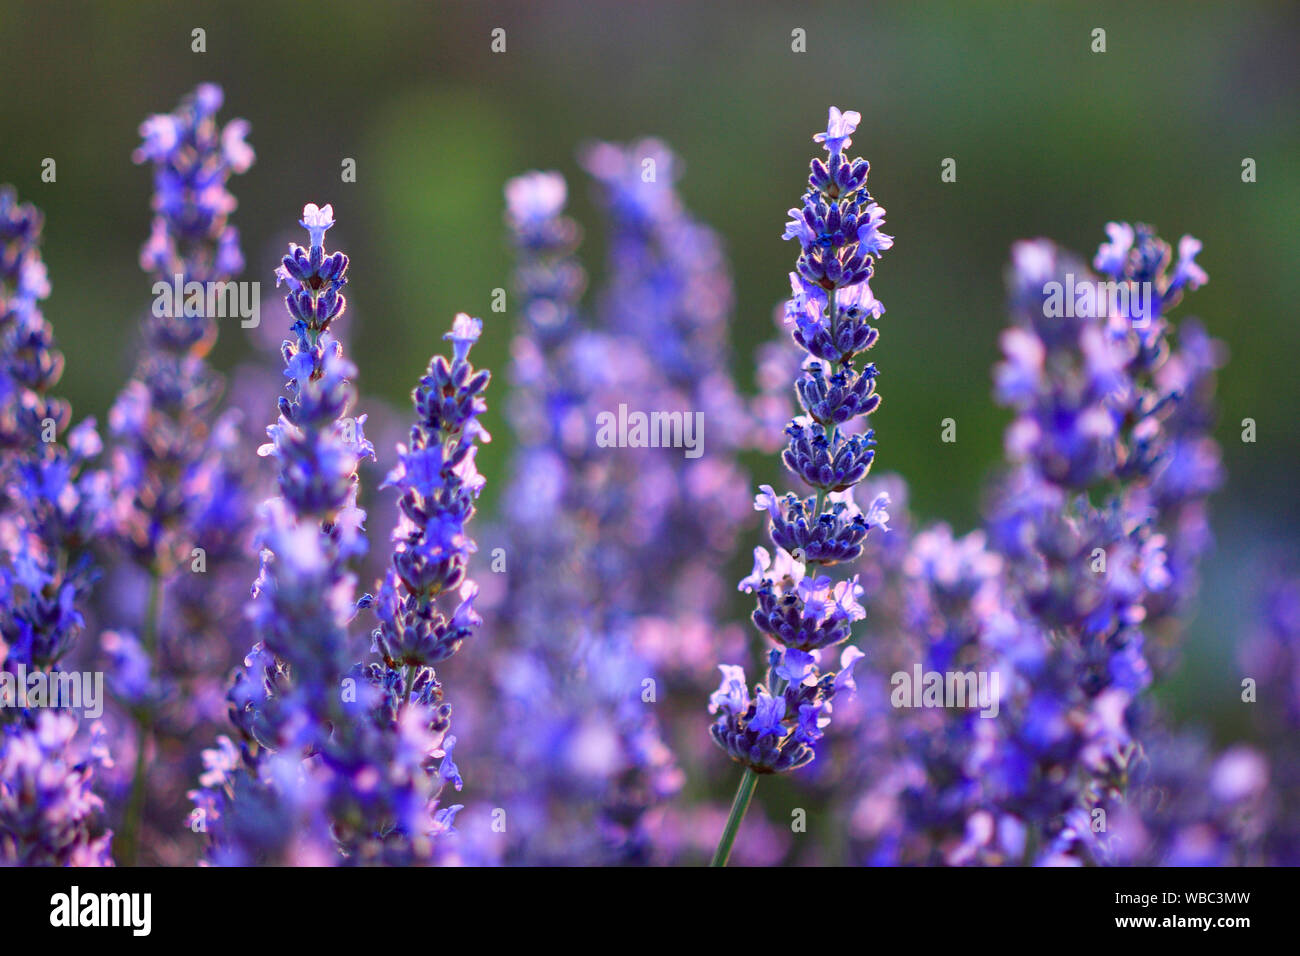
[1,2,1297,878]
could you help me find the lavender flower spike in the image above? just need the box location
[1,190,112,867]
[1,187,107,675]
[191,202,373,864]
[372,312,489,703]
[110,85,254,863]
[374,312,489,668]
[709,107,889,865]
[111,83,254,571]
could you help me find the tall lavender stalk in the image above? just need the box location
[580,139,753,671]
[111,83,253,572]
[368,310,491,811]
[486,170,682,863]
[0,188,113,865]
[579,141,771,858]
[974,226,1212,864]
[1090,225,1222,674]
[109,83,254,864]
[708,108,890,865]
[836,224,1221,867]
[0,188,107,677]
[193,202,372,863]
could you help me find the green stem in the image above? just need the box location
[119,571,162,867]
[710,768,759,867]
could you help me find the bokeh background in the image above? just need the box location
[2,0,1297,745]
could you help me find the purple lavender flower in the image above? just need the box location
[581,140,791,859]
[975,224,1216,864]
[581,139,741,407]
[473,169,685,864]
[107,84,257,865]
[708,107,888,865]
[0,713,114,866]
[0,189,107,675]
[234,208,366,713]
[0,186,53,450]
[193,202,369,863]
[0,191,112,867]
[373,312,489,669]
[322,302,494,864]
[580,138,754,571]
[110,83,254,571]
[709,644,865,774]
[1088,223,1224,669]
[992,240,1126,489]
[359,310,490,846]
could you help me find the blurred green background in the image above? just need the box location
[2,0,1297,737]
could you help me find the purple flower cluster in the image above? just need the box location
[0,189,111,867]
[999,228,1211,831]
[3,91,1292,871]
[190,202,369,863]
[828,219,1228,869]
[110,83,254,571]
[1091,225,1223,667]
[247,202,370,717]
[874,224,1219,866]
[373,311,488,671]
[0,187,56,449]
[580,138,754,627]
[0,188,106,674]
[480,169,683,864]
[102,84,259,864]
[709,108,887,788]
[189,203,487,866]
[0,713,114,866]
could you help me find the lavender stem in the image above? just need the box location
[711,768,759,867]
